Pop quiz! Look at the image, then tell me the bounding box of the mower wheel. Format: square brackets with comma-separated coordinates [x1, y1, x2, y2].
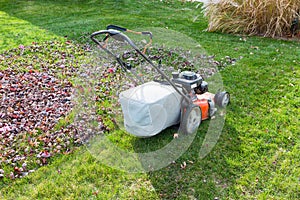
[214, 91, 230, 108]
[181, 104, 202, 134]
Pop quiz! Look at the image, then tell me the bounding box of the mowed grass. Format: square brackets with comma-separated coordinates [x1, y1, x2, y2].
[0, 0, 300, 199]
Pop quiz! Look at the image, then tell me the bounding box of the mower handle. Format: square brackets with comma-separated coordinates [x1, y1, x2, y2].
[106, 24, 127, 32]
[106, 24, 153, 39]
[90, 29, 145, 85]
[90, 28, 191, 103]
[90, 30, 137, 48]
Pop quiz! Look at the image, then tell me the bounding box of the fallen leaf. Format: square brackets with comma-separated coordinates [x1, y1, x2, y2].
[180, 161, 187, 169]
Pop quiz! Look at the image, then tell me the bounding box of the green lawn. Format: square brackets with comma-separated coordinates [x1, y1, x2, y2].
[0, 0, 299, 199]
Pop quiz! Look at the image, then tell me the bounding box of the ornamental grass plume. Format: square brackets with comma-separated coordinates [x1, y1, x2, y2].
[204, 0, 300, 37]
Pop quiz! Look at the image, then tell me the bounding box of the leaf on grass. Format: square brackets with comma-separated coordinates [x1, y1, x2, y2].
[180, 161, 187, 169]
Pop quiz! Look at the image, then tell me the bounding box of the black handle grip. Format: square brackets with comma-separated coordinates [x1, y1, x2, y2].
[91, 30, 118, 37]
[91, 30, 137, 49]
[91, 30, 129, 45]
[107, 24, 127, 32]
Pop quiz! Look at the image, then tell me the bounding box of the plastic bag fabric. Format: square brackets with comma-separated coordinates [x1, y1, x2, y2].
[119, 81, 181, 137]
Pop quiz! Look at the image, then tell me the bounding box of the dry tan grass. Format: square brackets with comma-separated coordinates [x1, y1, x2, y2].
[204, 0, 300, 37]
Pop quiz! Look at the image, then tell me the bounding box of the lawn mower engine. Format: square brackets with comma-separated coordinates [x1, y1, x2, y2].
[172, 71, 216, 120]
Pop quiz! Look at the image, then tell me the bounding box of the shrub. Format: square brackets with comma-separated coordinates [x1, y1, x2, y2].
[204, 0, 300, 37]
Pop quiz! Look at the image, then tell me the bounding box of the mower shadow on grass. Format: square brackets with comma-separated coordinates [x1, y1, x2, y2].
[127, 100, 243, 198]
[130, 91, 244, 198]
[143, 120, 242, 199]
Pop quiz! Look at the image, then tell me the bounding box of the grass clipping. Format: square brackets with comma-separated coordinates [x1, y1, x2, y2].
[204, 0, 300, 37]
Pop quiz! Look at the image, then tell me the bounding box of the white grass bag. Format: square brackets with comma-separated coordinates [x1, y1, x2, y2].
[119, 81, 182, 137]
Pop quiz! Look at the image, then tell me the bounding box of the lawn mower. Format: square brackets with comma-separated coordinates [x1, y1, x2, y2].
[91, 25, 230, 137]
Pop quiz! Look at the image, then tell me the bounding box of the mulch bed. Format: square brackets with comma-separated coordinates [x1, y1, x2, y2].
[0, 41, 92, 179]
